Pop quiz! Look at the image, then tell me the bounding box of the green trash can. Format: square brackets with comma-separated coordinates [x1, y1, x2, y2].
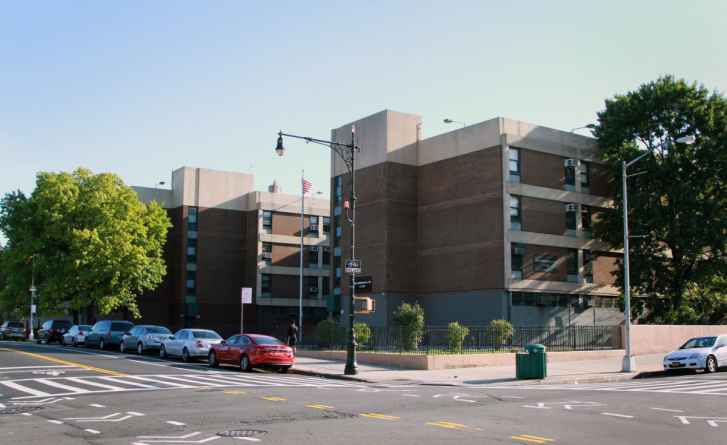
[516, 344, 547, 379]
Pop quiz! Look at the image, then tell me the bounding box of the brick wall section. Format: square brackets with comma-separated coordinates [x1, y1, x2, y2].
[270, 274, 299, 299]
[521, 245, 572, 282]
[521, 196, 566, 235]
[418, 147, 504, 291]
[273, 212, 312, 237]
[593, 252, 619, 285]
[520, 149, 565, 189]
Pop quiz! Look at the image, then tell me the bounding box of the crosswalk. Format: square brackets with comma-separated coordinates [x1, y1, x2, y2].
[489, 378, 727, 396]
[0, 372, 358, 400]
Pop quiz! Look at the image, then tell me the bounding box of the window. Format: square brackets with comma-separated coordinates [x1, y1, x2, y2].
[334, 206, 342, 216]
[322, 277, 330, 296]
[581, 206, 592, 235]
[186, 279, 195, 289]
[322, 217, 331, 234]
[309, 216, 319, 236]
[188, 207, 197, 223]
[187, 247, 196, 256]
[263, 211, 272, 230]
[565, 203, 577, 234]
[580, 161, 590, 191]
[510, 195, 521, 230]
[565, 163, 576, 191]
[262, 242, 272, 265]
[307, 276, 318, 297]
[567, 250, 579, 283]
[583, 250, 594, 283]
[508, 148, 520, 182]
[336, 226, 342, 238]
[335, 176, 343, 203]
[336, 267, 342, 279]
[322, 247, 331, 266]
[188, 230, 198, 240]
[186, 263, 197, 271]
[511, 244, 524, 280]
[534, 254, 557, 273]
[309, 246, 319, 267]
[334, 247, 342, 257]
[261, 274, 271, 297]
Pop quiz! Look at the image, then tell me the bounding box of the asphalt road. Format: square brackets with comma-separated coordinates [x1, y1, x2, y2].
[2, 340, 727, 445]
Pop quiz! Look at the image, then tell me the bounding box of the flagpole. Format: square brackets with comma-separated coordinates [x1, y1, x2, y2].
[299, 170, 304, 344]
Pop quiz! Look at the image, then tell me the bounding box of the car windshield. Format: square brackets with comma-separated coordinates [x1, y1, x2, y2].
[9, 322, 24, 328]
[53, 320, 72, 328]
[680, 336, 717, 349]
[79, 325, 92, 332]
[252, 335, 284, 345]
[111, 322, 133, 332]
[147, 327, 171, 334]
[192, 331, 221, 339]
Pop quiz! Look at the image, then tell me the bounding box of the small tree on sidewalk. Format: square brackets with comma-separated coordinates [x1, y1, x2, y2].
[489, 319, 513, 349]
[393, 302, 425, 351]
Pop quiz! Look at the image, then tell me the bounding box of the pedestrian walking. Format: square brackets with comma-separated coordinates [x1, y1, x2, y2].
[287, 318, 299, 353]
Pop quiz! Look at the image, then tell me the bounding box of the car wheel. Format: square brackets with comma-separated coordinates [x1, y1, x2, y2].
[99, 338, 105, 350]
[182, 348, 190, 363]
[137, 342, 144, 355]
[36, 339, 41, 344]
[240, 355, 251, 372]
[706, 355, 718, 373]
[278, 366, 290, 374]
[119, 341, 126, 353]
[160, 345, 167, 359]
[208, 352, 219, 368]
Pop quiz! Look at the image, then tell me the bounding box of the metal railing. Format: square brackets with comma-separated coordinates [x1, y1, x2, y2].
[303, 325, 620, 355]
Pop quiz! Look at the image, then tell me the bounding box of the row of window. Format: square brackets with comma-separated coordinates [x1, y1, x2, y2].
[262, 210, 330, 235]
[260, 274, 330, 299]
[510, 195, 593, 235]
[511, 244, 594, 283]
[186, 208, 198, 313]
[511, 292, 618, 309]
[508, 148, 590, 191]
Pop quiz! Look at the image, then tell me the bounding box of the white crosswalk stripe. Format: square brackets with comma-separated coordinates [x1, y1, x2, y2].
[487, 378, 727, 396]
[1, 372, 358, 399]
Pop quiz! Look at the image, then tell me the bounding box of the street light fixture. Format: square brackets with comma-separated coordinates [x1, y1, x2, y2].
[621, 134, 695, 372]
[275, 128, 360, 375]
[443, 118, 466, 128]
[571, 124, 596, 133]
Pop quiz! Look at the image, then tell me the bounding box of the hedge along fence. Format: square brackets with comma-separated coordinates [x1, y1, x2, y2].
[308, 322, 621, 355]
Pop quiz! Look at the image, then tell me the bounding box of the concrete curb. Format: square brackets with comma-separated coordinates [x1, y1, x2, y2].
[290, 367, 374, 383]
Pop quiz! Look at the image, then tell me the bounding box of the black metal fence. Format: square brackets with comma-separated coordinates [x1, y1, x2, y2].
[302, 325, 620, 355]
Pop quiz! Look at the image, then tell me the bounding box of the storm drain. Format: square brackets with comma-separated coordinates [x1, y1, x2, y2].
[0, 405, 43, 416]
[217, 429, 268, 438]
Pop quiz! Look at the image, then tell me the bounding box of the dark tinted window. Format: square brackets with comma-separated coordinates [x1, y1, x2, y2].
[52, 320, 72, 328]
[9, 322, 24, 328]
[251, 335, 284, 345]
[79, 325, 92, 332]
[42, 321, 51, 329]
[192, 331, 221, 339]
[146, 326, 171, 334]
[226, 335, 240, 345]
[110, 322, 133, 332]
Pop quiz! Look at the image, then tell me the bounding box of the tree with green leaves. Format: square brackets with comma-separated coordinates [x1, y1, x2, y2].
[393, 302, 425, 351]
[0, 168, 171, 319]
[593, 76, 727, 323]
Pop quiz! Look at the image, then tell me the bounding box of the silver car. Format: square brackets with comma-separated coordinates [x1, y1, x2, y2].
[160, 329, 223, 362]
[62, 325, 92, 346]
[120, 325, 173, 355]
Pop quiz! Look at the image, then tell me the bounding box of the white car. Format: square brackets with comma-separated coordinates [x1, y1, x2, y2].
[62, 325, 92, 346]
[663, 335, 727, 373]
[160, 329, 223, 362]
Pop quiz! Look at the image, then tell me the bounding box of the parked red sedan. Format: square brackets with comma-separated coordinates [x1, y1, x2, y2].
[208, 334, 294, 373]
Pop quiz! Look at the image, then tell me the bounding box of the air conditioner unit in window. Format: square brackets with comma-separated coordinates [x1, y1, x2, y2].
[309, 225, 318, 232]
[262, 252, 272, 259]
[513, 246, 525, 255]
[564, 159, 578, 168]
[565, 203, 577, 212]
[309, 287, 318, 293]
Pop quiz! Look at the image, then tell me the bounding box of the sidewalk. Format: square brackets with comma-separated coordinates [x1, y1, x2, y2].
[291, 354, 666, 386]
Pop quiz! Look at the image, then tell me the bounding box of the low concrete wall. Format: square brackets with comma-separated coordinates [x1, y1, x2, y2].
[629, 325, 727, 356]
[297, 349, 625, 370]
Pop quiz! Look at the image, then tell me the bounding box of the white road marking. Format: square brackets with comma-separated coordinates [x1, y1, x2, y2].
[1, 380, 52, 397]
[498, 395, 524, 399]
[166, 420, 186, 426]
[84, 429, 101, 434]
[523, 402, 549, 409]
[235, 438, 261, 442]
[651, 407, 684, 413]
[89, 403, 106, 408]
[453, 395, 477, 403]
[402, 394, 420, 398]
[137, 432, 203, 439]
[47, 420, 64, 425]
[0, 403, 5, 409]
[602, 412, 635, 419]
[21, 412, 33, 416]
[34, 378, 88, 394]
[65, 377, 122, 391]
[127, 359, 174, 368]
[127, 411, 145, 416]
[676, 415, 727, 427]
[99, 376, 159, 389]
[0, 365, 77, 371]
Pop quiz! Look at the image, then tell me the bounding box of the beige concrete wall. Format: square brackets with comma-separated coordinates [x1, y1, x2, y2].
[132, 186, 174, 207]
[630, 325, 727, 356]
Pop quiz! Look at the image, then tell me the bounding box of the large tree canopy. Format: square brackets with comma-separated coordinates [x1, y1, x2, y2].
[593, 76, 727, 323]
[0, 168, 171, 318]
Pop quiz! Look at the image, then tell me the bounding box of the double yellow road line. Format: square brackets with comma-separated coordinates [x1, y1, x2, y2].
[0, 347, 126, 377]
[511, 434, 555, 444]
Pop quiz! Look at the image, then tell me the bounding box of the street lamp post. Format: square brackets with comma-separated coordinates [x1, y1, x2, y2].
[621, 134, 695, 373]
[275, 127, 360, 375]
[443, 118, 466, 128]
[28, 256, 36, 341]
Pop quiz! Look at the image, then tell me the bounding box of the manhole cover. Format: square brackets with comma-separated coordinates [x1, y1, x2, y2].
[217, 430, 268, 438]
[0, 405, 43, 415]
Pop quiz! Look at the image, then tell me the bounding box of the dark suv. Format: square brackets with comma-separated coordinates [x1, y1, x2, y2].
[85, 320, 134, 350]
[37, 319, 73, 344]
[0, 321, 26, 340]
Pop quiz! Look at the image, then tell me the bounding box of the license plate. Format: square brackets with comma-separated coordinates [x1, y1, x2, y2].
[670, 362, 684, 368]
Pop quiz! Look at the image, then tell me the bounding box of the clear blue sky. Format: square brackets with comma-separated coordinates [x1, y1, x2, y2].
[2, 1, 725, 202]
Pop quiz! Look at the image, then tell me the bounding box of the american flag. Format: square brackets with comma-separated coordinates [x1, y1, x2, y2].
[302, 178, 313, 194]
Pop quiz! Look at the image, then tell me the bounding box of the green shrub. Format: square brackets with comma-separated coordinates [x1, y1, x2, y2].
[489, 319, 514, 346]
[353, 322, 371, 348]
[315, 318, 345, 348]
[393, 302, 425, 351]
[447, 322, 470, 352]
